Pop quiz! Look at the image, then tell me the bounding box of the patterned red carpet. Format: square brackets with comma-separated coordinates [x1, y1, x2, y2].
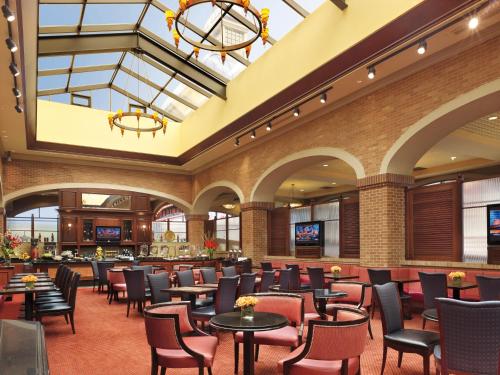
[0, 288, 437, 375]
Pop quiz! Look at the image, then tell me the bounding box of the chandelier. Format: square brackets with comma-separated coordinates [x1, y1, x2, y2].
[165, 0, 270, 63]
[106, 53, 169, 138]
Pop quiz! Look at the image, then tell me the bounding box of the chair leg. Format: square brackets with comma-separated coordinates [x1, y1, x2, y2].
[198, 367, 203, 375]
[160, 368, 166, 375]
[127, 300, 131, 317]
[423, 354, 430, 375]
[422, 317, 426, 329]
[64, 313, 69, 324]
[397, 352, 403, 368]
[207, 368, 213, 375]
[69, 311, 75, 334]
[234, 342, 239, 374]
[380, 345, 387, 375]
[255, 344, 259, 362]
[368, 320, 373, 339]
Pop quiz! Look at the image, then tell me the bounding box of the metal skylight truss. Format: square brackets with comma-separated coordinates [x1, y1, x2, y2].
[37, 0, 314, 122]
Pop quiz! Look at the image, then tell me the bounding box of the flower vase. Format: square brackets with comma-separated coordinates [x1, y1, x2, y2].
[333, 271, 340, 278]
[26, 282, 35, 289]
[452, 278, 462, 286]
[241, 306, 254, 320]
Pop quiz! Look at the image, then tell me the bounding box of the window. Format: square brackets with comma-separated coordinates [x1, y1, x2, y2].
[209, 211, 240, 252]
[153, 208, 187, 243]
[7, 206, 59, 243]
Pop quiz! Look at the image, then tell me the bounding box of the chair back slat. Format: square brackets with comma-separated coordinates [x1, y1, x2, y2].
[278, 269, 291, 291]
[177, 270, 195, 287]
[123, 269, 146, 300]
[285, 264, 301, 290]
[368, 269, 392, 286]
[259, 271, 275, 292]
[97, 262, 114, 284]
[200, 268, 218, 284]
[419, 272, 448, 309]
[239, 273, 257, 295]
[476, 275, 500, 301]
[222, 266, 237, 277]
[216, 276, 239, 314]
[147, 272, 171, 304]
[68, 272, 81, 308]
[373, 282, 403, 334]
[307, 267, 324, 290]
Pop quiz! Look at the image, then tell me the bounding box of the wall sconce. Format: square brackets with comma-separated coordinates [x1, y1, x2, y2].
[67, 223, 72, 228]
[142, 224, 147, 230]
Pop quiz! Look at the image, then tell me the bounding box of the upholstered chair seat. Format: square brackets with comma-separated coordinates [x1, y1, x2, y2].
[278, 349, 359, 375]
[235, 325, 301, 347]
[155, 335, 218, 368]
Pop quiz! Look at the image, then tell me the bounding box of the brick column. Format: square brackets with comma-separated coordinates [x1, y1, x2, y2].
[186, 214, 208, 250]
[241, 202, 274, 264]
[0, 208, 5, 234]
[357, 174, 414, 267]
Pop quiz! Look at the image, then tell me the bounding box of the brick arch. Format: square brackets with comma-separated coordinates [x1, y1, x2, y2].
[250, 147, 365, 202]
[191, 180, 245, 215]
[381, 78, 500, 175]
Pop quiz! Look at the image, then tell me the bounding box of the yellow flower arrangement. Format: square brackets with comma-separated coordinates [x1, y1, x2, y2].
[21, 274, 38, 283]
[448, 271, 466, 281]
[95, 246, 104, 260]
[235, 296, 258, 309]
[19, 252, 31, 261]
[331, 265, 342, 274]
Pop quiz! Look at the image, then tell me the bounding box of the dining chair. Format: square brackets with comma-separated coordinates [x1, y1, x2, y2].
[278, 269, 291, 291]
[36, 265, 69, 298]
[131, 265, 154, 286]
[90, 261, 99, 292]
[200, 268, 218, 284]
[307, 267, 325, 290]
[97, 261, 114, 294]
[285, 264, 301, 290]
[108, 269, 127, 304]
[328, 281, 373, 339]
[147, 272, 171, 305]
[35, 268, 73, 304]
[241, 260, 252, 274]
[177, 270, 213, 308]
[288, 289, 322, 324]
[144, 301, 218, 375]
[434, 298, 500, 375]
[374, 282, 439, 375]
[123, 269, 150, 317]
[192, 276, 239, 329]
[476, 275, 500, 301]
[368, 268, 411, 318]
[222, 266, 238, 277]
[419, 272, 448, 328]
[278, 306, 369, 375]
[239, 273, 257, 295]
[261, 262, 274, 272]
[233, 292, 304, 374]
[259, 271, 275, 292]
[35, 272, 81, 334]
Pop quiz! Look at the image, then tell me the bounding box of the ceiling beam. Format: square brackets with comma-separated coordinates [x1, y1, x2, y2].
[282, 0, 309, 18]
[37, 83, 109, 96]
[38, 64, 118, 76]
[38, 33, 227, 98]
[330, 0, 348, 10]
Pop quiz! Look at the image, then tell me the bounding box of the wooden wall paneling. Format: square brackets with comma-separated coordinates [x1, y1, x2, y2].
[406, 181, 462, 262]
[60, 216, 77, 243]
[60, 191, 77, 209]
[133, 195, 150, 211]
[339, 198, 360, 258]
[269, 207, 290, 256]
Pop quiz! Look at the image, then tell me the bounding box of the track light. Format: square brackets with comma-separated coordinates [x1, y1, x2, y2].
[320, 92, 327, 104]
[15, 104, 22, 113]
[9, 62, 19, 77]
[266, 121, 272, 131]
[234, 138, 239, 147]
[5, 37, 17, 52]
[2, 5, 15, 22]
[367, 66, 376, 80]
[468, 16, 479, 30]
[6, 151, 11, 162]
[293, 107, 300, 117]
[250, 129, 256, 139]
[12, 87, 20, 98]
[417, 40, 427, 55]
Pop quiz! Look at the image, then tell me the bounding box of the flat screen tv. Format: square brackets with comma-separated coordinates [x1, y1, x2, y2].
[487, 204, 500, 245]
[295, 221, 324, 247]
[96, 226, 121, 243]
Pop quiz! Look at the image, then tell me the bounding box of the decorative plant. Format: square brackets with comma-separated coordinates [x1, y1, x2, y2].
[19, 252, 31, 261]
[95, 246, 104, 260]
[0, 232, 22, 259]
[61, 250, 74, 258]
[202, 232, 218, 259]
[330, 265, 342, 274]
[448, 271, 466, 282]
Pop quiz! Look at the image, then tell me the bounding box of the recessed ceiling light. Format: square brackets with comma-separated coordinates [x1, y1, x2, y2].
[293, 107, 300, 117]
[488, 116, 498, 121]
[356, 80, 363, 84]
[300, 189, 305, 192]
[450, 156, 457, 161]
[417, 40, 427, 55]
[250, 129, 256, 139]
[367, 66, 376, 80]
[320, 92, 327, 104]
[322, 164, 329, 167]
[468, 16, 479, 30]
[331, 182, 337, 185]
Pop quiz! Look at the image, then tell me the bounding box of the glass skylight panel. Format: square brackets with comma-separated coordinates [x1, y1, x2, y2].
[80, 88, 111, 112]
[38, 74, 69, 91]
[82, 4, 146, 26]
[293, 0, 325, 13]
[110, 89, 142, 113]
[251, 0, 303, 39]
[38, 55, 72, 70]
[73, 52, 122, 67]
[122, 53, 170, 87]
[166, 78, 209, 107]
[38, 93, 70, 105]
[153, 93, 194, 121]
[113, 70, 160, 104]
[70, 70, 115, 87]
[39, 4, 82, 27]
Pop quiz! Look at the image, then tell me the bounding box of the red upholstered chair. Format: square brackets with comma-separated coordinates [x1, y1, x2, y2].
[289, 289, 322, 324]
[107, 269, 127, 304]
[144, 301, 218, 375]
[278, 307, 369, 375]
[327, 281, 373, 339]
[234, 293, 304, 374]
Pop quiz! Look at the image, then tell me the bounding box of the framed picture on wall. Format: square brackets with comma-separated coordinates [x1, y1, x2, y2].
[487, 204, 500, 245]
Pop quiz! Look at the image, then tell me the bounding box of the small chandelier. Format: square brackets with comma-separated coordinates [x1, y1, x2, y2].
[165, 0, 270, 63]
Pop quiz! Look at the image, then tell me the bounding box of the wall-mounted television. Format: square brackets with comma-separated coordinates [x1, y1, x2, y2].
[96, 226, 121, 243]
[487, 204, 500, 245]
[295, 221, 324, 247]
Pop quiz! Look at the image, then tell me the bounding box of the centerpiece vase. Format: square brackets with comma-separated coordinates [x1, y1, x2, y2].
[241, 306, 254, 320]
[333, 271, 340, 278]
[452, 278, 462, 286]
[26, 282, 35, 289]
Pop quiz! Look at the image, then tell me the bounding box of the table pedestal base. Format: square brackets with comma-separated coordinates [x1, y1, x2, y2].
[243, 331, 255, 375]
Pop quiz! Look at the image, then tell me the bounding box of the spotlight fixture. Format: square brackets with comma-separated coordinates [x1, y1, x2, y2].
[234, 138, 240, 147]
[266, 121, 272, 131]
[251, 129, 256, 139]
[468, 16, 479, 30]
[1, 5, 15, 22]
[488, 116, 498, 121]
[450, 156, 457, 161]
[367, 66, 376, 80]
[320, 92, 327, 104]
[5, 37, 17, 52]
[12, 87, 21, 98]
[9, 62, 19, 77]
[322, 164, 329, 167]
[5, 151, 11, 162]
[417, 40, 427, 55]
[293, 107, 300, 117]
[15, 104, 22, 113]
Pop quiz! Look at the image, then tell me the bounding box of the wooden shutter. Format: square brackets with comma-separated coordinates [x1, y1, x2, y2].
[406, 181, 462, 261]
[268, 207, 290, 256]
[340, 199, 360, 258]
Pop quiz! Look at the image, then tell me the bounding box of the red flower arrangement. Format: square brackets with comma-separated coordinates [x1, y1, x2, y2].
[202, 233, 218, 259]
[1, 232, 23, 259]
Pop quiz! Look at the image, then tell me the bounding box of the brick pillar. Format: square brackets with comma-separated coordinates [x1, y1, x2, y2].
[357, 174, 414, 267]
[241, 202, 274, 264]
[0, 208, 5, 234]
[186, 214, 208, 250]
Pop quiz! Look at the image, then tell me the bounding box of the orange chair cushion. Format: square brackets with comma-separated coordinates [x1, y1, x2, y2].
[156, 336, 217, 368]
[304, 312, 321, 324]
[111, 283, 127, 291]
[235, 326, 300, 347]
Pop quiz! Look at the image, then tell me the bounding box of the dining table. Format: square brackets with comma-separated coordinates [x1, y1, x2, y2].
[324, 273, 360, 280]
[313, 288, 348, 317]
[210, 311, 288, 375]
[447, 281, 477, 300]
[0, 285, 55, 320]
[161, 286, 218, 309]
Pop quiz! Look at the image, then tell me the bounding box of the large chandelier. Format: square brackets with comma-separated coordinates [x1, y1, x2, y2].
[165, 0, 270, 63]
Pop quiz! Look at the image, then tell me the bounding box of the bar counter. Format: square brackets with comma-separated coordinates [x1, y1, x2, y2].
[32, 258, 220, 281]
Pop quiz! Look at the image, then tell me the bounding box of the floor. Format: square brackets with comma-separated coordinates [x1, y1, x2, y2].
[0, 288, 439, 375]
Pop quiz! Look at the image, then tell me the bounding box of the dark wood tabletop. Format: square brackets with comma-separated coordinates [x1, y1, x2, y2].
[447, 281, 477, 290]
[5, 282, 54, 289]
[324, 273, 360, 280]
[313, 289, 348, 300]
[210, 311, 288, 332]
[162, 286, 217, 295]
[392, 278, 420, 284]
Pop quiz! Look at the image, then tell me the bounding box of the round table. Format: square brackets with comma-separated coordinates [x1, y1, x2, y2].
[313, 289, 348, 317]
[210, 311, 288, 375]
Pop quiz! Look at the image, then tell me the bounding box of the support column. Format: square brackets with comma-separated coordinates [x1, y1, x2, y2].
[186, 214, 208, 250]
[240, 202, 274, 264]
[357, 174, 414, 267]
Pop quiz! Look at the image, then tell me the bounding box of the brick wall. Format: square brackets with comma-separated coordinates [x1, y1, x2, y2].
[241, 202, 274, 264]
[186, 215, 207, 249]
